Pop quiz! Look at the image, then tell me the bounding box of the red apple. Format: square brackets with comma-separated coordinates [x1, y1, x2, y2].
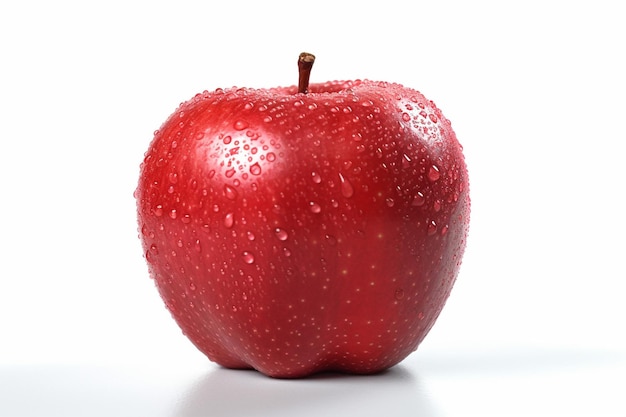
[136, 53, 470, 378]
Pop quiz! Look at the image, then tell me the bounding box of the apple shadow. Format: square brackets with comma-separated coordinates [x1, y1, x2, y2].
[172, 365, 441, 417]
[413, 347, 625, 377]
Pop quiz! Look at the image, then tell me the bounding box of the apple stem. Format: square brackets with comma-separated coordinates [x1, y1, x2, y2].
[297, 52, 315, 94]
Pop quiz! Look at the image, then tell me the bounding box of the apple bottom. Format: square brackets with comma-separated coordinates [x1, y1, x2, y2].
[176, 287, 449, 378]
[153, 220, 459, 378]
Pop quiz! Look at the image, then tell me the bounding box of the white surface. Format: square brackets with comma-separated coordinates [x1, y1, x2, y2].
[1, 1, 625, 416]
[2, 350, 624, 417]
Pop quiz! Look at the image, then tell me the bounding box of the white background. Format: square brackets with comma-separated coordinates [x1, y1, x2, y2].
[1, 1, 625, 416]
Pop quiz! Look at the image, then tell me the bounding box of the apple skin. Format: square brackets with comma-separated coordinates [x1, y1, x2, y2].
[136, 79, 470, 378]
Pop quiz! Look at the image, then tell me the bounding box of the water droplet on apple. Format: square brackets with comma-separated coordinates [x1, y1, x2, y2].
[402, 112, 411, 122]
[266, 152, 276, 162]
[234, 120, 249, 131]
[224, 212, 234, 228]
[412, 192, 425, 206]
[189, 282, 197, 291]
[339, 173, 354, 198]
[395, 288, 405, 300]
[402, 154, 412, 169]
[428, 165, 441, 182]
[149, 244, 159, 255]
[325, 234, 337, 246]
[224, 184, 238, 200]
[249, 162, 262, 176]
[242, 251, 255, 264]
[247, 231, 256, 241]
[194, 239, 202, 252]
[143, 226, 155, 239]
[154, 205, 164, 217]
[195, 131, 205, 140]
[168, 172, 178, 184]
[433, 200, 442, 212]
[225, 168, 236, 178]
[275, 228, 289, 241]
[311, 171, 322, 184]
[169, 209, 177, 219]
[440, 224, 449, 236]
[309, 202, 322, 214]
[428, 220, 437, 236]
[429, 114, 438, 123]
[181, 214, 191, 224]
[145, 250, 155, 264]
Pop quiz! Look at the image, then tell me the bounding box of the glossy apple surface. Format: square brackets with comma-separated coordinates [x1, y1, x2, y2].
[136, 79, 470, 378]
